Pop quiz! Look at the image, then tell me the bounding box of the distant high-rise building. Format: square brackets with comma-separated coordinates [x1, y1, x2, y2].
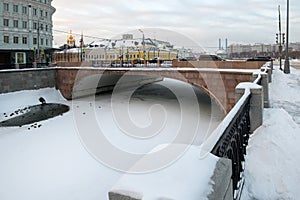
[122, 34, 133, 40]
[0, 0, 56, 69]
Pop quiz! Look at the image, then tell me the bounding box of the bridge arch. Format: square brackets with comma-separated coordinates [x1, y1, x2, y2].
[56, 68, 254, 113]
[188, 82, 226, 114]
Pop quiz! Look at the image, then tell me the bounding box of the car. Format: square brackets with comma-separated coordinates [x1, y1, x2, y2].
[133, 58, 144, 64]
[179, 58, 188, 61]
[246, 56, 273, 61]
[179, 57, 197, 61]
[199, 54, 225, 61]
[148, 57, 164, 64]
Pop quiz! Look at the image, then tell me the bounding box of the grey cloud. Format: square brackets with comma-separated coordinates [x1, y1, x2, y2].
[52, 0, 300, 49]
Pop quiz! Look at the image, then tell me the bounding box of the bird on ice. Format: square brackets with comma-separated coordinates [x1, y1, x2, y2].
[39, 97, 46, 105]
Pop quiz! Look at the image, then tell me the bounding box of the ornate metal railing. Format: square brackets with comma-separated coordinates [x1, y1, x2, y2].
[211, 90, 251, 199]
[210, 61, 272, 199]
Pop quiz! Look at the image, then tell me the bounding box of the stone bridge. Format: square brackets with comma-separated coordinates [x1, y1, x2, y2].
[0, 60, 267, 113]
[56, 67, 258, 113]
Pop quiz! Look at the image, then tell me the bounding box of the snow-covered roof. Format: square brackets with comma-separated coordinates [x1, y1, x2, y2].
[88, 38, 175, 50]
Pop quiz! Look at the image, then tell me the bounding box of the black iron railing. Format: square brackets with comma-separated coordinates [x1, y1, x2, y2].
[209, 61, 273, 199]
[211, 91, 251, 199]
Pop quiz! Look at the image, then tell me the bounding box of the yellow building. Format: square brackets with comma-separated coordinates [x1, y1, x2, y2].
[54, 34, 183, 64]
[85, 47, 178, 62]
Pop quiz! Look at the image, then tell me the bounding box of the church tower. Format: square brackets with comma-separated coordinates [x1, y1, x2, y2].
[67, 31, 76, 48]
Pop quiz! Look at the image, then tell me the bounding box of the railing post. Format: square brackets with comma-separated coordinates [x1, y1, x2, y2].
[270, 60, 273, 71]
[235, 83, 263, 132]
[208, 158, 233, 200]
[253, 72, 269, 108]
[261, 66, 272, 83]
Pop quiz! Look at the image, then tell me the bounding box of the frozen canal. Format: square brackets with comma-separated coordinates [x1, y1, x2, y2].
[0, 78, 224, 200]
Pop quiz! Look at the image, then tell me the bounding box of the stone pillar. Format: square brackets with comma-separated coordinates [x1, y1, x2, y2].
[235, 82, 263, 132]
[261, 66, 272, 83]
[253, 72, 269, 108]
[208, 158, 233, 200]
[270, 60, 273, 71]
[157, 59, 161, 67]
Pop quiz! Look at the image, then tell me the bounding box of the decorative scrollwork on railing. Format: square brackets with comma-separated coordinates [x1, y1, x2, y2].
[211, 94, 251, 199]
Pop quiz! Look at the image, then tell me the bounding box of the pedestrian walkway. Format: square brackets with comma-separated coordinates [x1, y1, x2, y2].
[269, 63, 300, 125]
[241, 63, 300, 200]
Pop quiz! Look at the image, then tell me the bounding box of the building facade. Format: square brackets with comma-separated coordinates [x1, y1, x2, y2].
[0, 0, 55, 69]
[53, 34, 181, 65]
[228, 43, 277, 58]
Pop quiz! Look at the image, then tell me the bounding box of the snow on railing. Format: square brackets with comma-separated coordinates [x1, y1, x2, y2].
[254, 61, 270, 84]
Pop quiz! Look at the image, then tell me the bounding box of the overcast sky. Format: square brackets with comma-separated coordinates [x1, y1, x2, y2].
[52, 0, 299, 51]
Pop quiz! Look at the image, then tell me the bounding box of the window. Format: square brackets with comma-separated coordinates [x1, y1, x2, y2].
[3, 3, 9, 11]
[45, 11, 48, 18]
[13, 5, 18, 13]
[33, 37, 37, 45]
[40, 24, 43, 31]
[13, 20, 18, 28]
[3, 19, 9, 27]
[46, 39, 49, 46]
[22, 21, 27, 29]
[4, 36, 9, 43]
[13, 36, 19, 44]
[33, 22, 37, 30]
[40, 10, 43, 17]
[45, 25, 48, 31]
[22, 6, 27, 14]
[33, 8, 37, 16]
[15, 52, 26, 64]
[22, 37, 27, 44]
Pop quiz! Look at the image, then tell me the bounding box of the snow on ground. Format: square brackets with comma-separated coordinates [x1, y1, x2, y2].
[111, 144, 218, 200]
[269, 64, 300, 124]
[0, 89, 121, 200]
[241, 65, 300, 200]
[3, 63, 299, 200]
[0, 79, 223, 200]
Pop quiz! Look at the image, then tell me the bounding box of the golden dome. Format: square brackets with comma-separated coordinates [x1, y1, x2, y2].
[67, 31, 75, 44]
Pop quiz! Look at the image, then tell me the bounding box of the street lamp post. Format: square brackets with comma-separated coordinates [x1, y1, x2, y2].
[278, 5, 283, 70]
[138, 29, 145, 52]
[37, 18, 40, 64]
[138, 29, 146, 66]
[284, 0, 290, 74]
[37, 17, 44, 65]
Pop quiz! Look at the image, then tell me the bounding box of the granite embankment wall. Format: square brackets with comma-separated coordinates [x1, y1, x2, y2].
[0, 68, 162, 96]
[0, 68, 56, 93]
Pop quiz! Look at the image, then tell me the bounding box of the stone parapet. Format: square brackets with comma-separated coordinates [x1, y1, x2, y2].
[208, 158, 233, 200]
[0, 68, 56, 93]
[172, 60, 266, 69]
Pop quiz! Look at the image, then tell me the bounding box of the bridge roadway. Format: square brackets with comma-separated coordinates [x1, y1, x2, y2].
[56, 67, 257, 113]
